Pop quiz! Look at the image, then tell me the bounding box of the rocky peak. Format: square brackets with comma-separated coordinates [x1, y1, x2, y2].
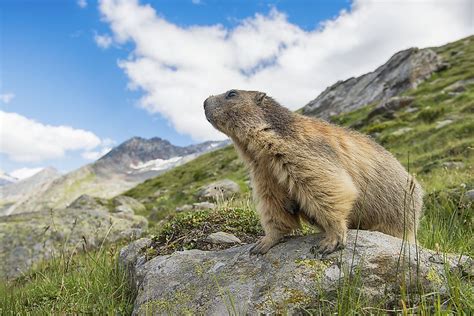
[96, 137, 228, 172]
[302, 47, 445, 119]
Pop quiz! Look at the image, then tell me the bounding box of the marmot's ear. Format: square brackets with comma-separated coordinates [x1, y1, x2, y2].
[255, 92, 266, 105]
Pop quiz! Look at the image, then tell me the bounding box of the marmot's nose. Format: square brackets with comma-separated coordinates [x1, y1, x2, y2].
[203, 96, 212, 109]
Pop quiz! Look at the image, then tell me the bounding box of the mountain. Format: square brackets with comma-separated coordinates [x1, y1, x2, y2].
[302, 47, 446, 119]
[0, 171, 17, 187]
[2, 137, 228, 215]
[94, 137, 227, 181]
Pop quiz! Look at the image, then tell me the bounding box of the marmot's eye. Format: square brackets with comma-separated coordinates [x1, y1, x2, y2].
[226, 90, 238, 99]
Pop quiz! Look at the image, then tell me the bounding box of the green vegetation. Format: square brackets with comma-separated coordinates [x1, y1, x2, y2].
[148, 198, 262, 255]
[0, 245, 134, 314]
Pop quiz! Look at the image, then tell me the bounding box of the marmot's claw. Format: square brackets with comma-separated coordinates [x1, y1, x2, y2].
[249, 236, 278, 255]
[313, 235, 345, 257]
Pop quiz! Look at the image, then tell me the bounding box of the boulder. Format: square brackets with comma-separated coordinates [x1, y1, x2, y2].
[0, 208, 148, 280]
[120, 230, 471, 315]
[367, 96, 415, 120]
[68, 194, 110, 212]
[466, 189, 474, 202]
[197, 179, 240, 201]
[113, 195, 146, 214]
[205, 232, 242, 245]
[176, 202, 216, 212]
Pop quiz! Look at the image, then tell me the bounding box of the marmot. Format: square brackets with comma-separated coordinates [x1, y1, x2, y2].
[204, 89, 423, 255]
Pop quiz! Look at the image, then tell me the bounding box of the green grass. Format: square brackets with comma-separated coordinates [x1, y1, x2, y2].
[0, 245, 134, 315]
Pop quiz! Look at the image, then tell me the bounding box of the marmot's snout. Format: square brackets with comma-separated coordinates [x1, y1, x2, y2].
[204, 96, 216, 123]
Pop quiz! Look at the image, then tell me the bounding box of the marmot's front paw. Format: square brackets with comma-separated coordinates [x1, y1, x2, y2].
[312, 233, 345, 256]
[249, 236, 280, 255]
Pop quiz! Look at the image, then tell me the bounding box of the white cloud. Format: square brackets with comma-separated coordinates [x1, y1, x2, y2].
[94, 33, 113, 49]
[0, 93, 15, 104]
[99, 0, 473, 141]
[77, 0, 87, 9]
[0, 111, 102, 162]
[191, 0, 202, 5]
[10, 167, 44, 180]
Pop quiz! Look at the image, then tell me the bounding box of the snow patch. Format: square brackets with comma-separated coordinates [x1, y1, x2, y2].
[129, 154, 198, 173]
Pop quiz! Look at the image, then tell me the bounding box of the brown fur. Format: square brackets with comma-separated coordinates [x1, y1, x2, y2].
[204, 89, 424, 255]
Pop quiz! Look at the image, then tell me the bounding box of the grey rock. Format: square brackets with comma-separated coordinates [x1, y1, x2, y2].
[0, 208, 148, 280]
[367, 96, 415, 120]
[113, 196, 146, 214]
[443, 78, 474, 93]
[68, 194, 110, 212]
[435, 119, 453, 129]
[176, 202, 216, 212]
[175, 204, 193, 212]
[192, 202, 216, 210]
[441, 161, 465, 169]
[404, 106, 419, 113]
[303, 48, 443, 119]
[465, 189, 474, 201]
[120, 230, 471, 315]
[391, 127, 413, 136]
[205, 232, 242, 244]
[198, 179, 240, 201]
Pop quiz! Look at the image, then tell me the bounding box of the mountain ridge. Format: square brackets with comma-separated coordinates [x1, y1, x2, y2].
[1, 137, 228, 215]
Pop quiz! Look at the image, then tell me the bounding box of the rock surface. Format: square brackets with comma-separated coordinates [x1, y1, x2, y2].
[302, 48, 443, 119]
[0, 208, 148, 279]
[176, 202, 216, 212]
[198, 179, 240, 201]
[120, 230, 471, 315]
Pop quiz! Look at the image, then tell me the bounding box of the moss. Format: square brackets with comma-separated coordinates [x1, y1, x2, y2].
[426, 267, 443, 286]
[295, 258, 331, 282]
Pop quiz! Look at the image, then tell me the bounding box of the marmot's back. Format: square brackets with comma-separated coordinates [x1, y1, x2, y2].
[297, 116, 423, 239]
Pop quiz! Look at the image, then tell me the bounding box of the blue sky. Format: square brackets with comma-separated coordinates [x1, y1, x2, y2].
[0, 0, 471, 177]
[0, 0, 350, 175]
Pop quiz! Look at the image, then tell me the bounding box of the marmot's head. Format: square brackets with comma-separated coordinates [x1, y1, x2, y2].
[204, 89, 294, 140]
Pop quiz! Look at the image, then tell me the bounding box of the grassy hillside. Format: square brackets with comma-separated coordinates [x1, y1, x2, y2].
[124, 145, 246, 222]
